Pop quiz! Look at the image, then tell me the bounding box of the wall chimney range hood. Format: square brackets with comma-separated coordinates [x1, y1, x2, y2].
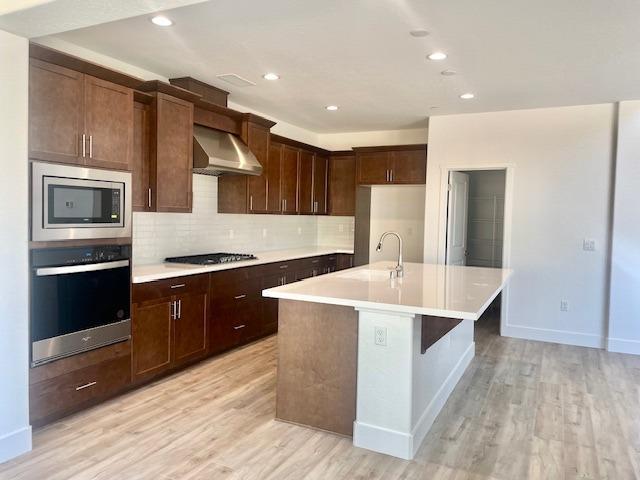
[192, 125, 262, 176]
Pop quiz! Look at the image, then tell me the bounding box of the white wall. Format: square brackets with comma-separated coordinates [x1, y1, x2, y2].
[608, 101, 640, 354]
[369, 186, 425, 264]
[0, 29, 31, 463]
[318, 127, 428, 151]
[425, 105, 615, 348]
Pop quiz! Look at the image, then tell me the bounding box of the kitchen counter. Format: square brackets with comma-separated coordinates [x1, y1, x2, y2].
[264, 261, 511, 460]
[132, 246, 354, 283]
[263, 261, 511, 319]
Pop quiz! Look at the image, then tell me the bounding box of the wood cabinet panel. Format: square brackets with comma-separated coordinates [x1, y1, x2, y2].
[298, 150, 314, 214]
[313, 155, 329, 215]
[132, 300, 172, 382]
[29, 59, 84, 164]
[153, 93, 193, 212]
[328, 154, 356, 216]
[132, 101, 150, 211]
[247, 124, 270, 213]
[356, 151, 389, 185]
[281, 145, 299, 214]
[389, 148, 427, 184]
[336, 254, 354, 271]
[173, 292, 208, 367]
[267, 141, 283, 212]
[83, 75, 133, 170]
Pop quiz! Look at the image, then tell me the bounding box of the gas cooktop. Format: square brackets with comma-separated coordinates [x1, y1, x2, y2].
[164, 253, 257, 265]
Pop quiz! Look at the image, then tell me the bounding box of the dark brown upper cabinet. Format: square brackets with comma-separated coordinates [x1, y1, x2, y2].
[132, 101, 150, 211]
[267, 141, 283, 213]
[217, 115, 276, 214]
[313, 154, 329, 215]
[355, 145, 427, 185]
[280, 145, 300, 214]
[29, 58, 133, 170]
[298, 149, 315, 214]
[328, 152, 356, 216]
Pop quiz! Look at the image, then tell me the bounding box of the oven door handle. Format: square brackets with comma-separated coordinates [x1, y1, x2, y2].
[36, 260, 130, 277]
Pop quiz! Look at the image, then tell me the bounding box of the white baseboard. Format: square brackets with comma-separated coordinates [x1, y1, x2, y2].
[353, 421, 413, 460]
[353, 341, 475, 460]
[607, 337, 640, 355]
[502, 324, 604, 349]
[410, 341, 475, 457]
[0, 426, 32, 464]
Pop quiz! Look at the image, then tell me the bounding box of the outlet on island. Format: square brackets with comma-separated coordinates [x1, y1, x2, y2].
[374, 326, 387, 346]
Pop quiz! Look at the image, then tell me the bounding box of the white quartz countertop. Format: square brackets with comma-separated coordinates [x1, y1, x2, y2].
[132, 246, 354, 283]
[263, 261, 512, 320]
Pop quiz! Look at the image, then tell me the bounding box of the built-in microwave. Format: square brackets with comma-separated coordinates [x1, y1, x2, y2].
[31, 162, 131, 241]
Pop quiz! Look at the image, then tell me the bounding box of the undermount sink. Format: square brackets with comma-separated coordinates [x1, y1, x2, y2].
[337, 269, 395, 282]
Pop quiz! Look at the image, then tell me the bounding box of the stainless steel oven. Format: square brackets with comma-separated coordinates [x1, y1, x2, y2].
[31, 162, 131, 241]
[30, 245, 131, 366]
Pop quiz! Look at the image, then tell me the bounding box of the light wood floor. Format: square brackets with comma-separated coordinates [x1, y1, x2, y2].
[2, 310, 640, 480]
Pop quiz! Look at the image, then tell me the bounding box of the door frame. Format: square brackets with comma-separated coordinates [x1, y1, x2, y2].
[436, 163, 515, 335]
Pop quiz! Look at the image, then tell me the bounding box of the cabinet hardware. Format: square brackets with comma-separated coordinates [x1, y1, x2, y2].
[177, 299, 181, 319]
[279, 265, 288, 269]
[249, 195, 253, 211]
[390, 169, 394, 182]
[234, 294, 247, 300]
[233, 324, 246, 330]
[81, 134, 86, 158]
[284, 199, 287, 211]
[148, 188, 152, 208]
[170, 283, 186, 289]
[75, 381, 97, 391]
[282, 199, 285, 212]
[311, 259, 319, 264]
[170, 300, 176, 320]
[89, 135, 93, 158]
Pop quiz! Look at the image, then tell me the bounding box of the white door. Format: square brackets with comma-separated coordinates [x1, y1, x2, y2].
[446, 171, 469, 265]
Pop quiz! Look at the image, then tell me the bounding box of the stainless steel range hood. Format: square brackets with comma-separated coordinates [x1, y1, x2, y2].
[192, 124, 262, 176]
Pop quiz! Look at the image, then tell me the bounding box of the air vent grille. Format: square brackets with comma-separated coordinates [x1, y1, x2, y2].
[216, 73, 256, 87]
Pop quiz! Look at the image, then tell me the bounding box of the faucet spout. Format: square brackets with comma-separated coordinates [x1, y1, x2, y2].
[376, 231, 404, 277]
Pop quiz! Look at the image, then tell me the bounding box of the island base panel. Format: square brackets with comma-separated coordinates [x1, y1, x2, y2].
[276, 300, 357, 436]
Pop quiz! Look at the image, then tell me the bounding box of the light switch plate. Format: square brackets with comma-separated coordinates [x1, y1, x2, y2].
[583, 238, 596, 251]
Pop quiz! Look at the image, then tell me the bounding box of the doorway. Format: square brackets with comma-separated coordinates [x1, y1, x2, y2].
[445, 169, 506, 268]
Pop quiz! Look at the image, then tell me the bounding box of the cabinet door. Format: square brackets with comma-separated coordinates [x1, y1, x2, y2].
[267, 141, 283, 213]
[281, 145, 299, 214]
[83, 75, 133, 170]
[132, 102, 150, 211]
[356, 151, 389, 185]
[247, 124, 269, 213]
[313, 155, 329, 215]
[154, 93, 193, 212]
[298, 150, 314, 214]
[29, 59, 84, 164]
[132, 299, 172, 382]
[328, 155, 356, 216]
[173, 292, 207, 367]
[389, 148, 427, 184]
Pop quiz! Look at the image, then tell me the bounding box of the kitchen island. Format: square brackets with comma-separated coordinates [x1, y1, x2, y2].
[263, 261, 511, 460]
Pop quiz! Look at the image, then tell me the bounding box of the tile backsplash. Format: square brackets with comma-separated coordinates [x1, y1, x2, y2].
[133, 175, 354, 265]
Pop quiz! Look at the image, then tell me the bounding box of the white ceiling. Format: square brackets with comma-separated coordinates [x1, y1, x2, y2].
[25, 0, 640, 132]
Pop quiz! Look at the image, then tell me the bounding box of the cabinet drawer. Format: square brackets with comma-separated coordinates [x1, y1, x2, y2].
[133, 273, 208, 303]
[211, 277, 261, 304]
[30, 354, 131, 424]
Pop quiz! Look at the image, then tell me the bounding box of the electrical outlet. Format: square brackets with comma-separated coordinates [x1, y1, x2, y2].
[560, 300, 569, 312]
[374, 326, 387, 346]
[583, 238, 596, 251]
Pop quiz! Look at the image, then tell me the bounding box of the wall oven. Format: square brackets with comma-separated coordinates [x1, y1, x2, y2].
[30, 245, 131, 366]
[31, 162, 131, 241]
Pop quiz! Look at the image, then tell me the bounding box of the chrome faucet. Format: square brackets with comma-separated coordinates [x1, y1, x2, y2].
[376, 231, 404, 278]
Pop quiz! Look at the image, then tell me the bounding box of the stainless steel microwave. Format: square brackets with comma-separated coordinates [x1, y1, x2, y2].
[31, 162, 132, 241]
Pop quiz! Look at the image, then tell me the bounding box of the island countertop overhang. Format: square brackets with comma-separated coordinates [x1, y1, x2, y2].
[262, 261, 512, 320]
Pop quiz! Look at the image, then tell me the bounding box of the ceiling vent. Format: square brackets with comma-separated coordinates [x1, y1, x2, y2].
[216, 73, 256, 87]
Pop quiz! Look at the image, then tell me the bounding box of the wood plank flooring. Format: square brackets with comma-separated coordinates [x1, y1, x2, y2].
[2, 309, 640, 479]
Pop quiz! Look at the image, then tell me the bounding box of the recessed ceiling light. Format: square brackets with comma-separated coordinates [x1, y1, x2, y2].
[325, 105, 339, 111]
[409, 29, 430, 37]
[151, 15, 173, 26]
[441, 69, 457, 76]
[427, 52, 447, 61]
[460, 93, 475, 99]
[262, 73, 280, 81]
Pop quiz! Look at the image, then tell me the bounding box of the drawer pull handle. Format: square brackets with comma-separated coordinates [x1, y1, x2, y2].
[170, 284, 186, 289]
[234, 294, 247, 300]
[279, 265, 288, 269]
[76, 381, 97, 391]
[233, 324, 246, 330]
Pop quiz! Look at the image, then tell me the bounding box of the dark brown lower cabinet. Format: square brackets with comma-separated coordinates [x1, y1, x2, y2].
[132, 299, 173, 382]
[173, 291, 208, 367]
